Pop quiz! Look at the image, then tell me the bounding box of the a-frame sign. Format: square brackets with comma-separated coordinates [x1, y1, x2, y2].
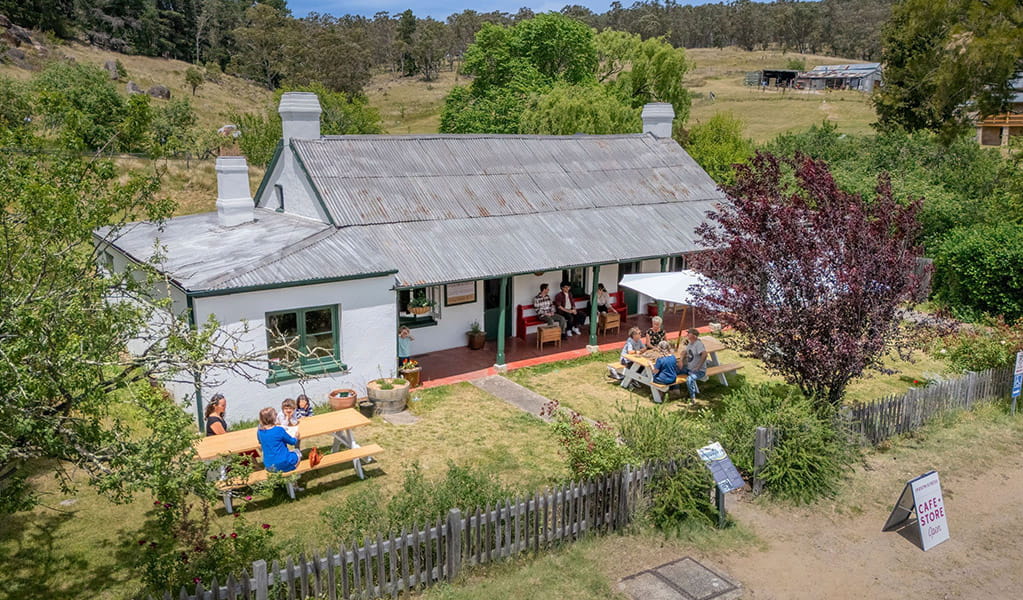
[883, 470, 950, 551]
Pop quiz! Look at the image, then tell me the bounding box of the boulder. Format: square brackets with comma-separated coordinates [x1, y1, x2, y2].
[103, 60, 119, 80]
[5, 47, 24, 60]
[5, 47, 30, 70]
[6, 24, 31, 46]
[126, 80, 145, 95]
[0, 14, 12, 29]
[147, 84, 170, 100]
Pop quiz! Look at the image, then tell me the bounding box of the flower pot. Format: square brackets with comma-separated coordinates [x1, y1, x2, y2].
[400, 367, 422, 388]
[357, 399, 375, 418]
[646, 302, 659, 317]
[467, 331, 486, 350]
[366, 378, 410, 414]
[409, 306, 431, 315]
[328, 388, 357, 410]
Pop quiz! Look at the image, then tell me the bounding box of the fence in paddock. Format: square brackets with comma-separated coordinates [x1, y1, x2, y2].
[844, 367, 1013, 445]
[152, 461, 700, 600]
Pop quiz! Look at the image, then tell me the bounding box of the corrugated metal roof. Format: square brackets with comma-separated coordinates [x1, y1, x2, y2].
[103, 133, 727, 295]
[222, 202, 717, 290]
[292, 134, 722, 227]
[805, 63, 882, 78]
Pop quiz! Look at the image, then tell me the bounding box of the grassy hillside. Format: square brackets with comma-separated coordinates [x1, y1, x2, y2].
[364, 48, 878, 141]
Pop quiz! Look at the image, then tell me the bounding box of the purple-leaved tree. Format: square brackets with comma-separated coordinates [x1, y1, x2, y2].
[693, 152, 923, 411]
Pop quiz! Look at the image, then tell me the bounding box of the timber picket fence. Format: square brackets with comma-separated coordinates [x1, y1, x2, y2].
[844, 366, 1013, 445]
[153, 461, 700, 600]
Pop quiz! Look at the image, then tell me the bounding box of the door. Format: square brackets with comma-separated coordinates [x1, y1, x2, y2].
[483, 278, 512, 341]
[619, 261, 641, 315]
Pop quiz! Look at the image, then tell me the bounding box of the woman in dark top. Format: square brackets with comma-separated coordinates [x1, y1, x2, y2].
[646, 316, 667, 348]
[205, 393, 228, 436]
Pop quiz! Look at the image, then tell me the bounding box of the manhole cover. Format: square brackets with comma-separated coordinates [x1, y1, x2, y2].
[618, 557, 742, 600]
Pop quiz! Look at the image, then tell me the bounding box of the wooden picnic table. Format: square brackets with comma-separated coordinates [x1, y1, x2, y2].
[196, 408, 371, 460]
[619, 335, 742, 402]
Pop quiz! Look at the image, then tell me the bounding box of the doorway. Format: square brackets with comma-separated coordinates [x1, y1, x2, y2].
[618, 261, 641, 315]
[483, 278, 512, 341]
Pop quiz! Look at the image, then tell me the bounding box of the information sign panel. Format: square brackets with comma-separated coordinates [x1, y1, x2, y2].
[696, 442, 744, 494]
[1012, 351, 1023, 399]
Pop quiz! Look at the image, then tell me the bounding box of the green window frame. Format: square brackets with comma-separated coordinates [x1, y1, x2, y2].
[265, 304, 346, 384]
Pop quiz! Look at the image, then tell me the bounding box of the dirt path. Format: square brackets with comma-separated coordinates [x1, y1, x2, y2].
[711, 451, 1023, 599]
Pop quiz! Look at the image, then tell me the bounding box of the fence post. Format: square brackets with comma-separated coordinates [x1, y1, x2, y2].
[445, 508, 462, 582]
[254, 560, 268, 600]
[715, 486, 726, 528]
[753, 427, 774, 496]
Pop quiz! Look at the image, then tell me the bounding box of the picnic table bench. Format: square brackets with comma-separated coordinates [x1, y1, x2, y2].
[196, 408, 382, 513]
[613, 336, 744, 404]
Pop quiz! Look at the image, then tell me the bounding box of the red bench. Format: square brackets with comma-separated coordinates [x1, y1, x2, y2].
[609, 290, 627, 315]
[516, 295, 592, 340]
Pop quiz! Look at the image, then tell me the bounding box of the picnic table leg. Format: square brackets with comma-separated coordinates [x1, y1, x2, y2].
[620, 363, 640, 388]
[223, 491, 234, 514]
[709, 352, 728, 386]
[335, 430, 368, 478]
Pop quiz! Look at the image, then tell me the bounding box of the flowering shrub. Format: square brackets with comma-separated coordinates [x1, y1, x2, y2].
[541, 400, 635, 479]
[134, 496, 279, 593]
[939, 318, 1023, 373]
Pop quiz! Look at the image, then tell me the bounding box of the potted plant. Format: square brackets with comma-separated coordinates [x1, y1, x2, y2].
[466, 320, 486, 350]
[408, 296, 434, 315]
[328, 388, 357, 410]
[366, 377, 411, 414]
[399, 358, 422, 388]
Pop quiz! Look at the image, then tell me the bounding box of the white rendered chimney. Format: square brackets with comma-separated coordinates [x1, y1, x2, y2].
[641, 102, 675, 138]
[278, 92, 322, 144]
[215, 156, 254, 227]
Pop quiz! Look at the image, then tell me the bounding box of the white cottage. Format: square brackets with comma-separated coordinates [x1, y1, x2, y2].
[99, 93, 727, 425]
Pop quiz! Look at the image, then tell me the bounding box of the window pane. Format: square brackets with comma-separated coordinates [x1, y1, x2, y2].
[305, 332, 335, 359]
[305, 308, 332, 335]
[267, 312, 299, 363]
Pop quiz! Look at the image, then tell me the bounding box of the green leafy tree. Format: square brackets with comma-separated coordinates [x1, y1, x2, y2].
[229, 3, 290, 90]
[933, 223, 1023, 321]
[412, 18, 450, 81]
[184, 66, 204, 96]
[683, 113, 755, 185]
[874, 0, 1023, 139]
[596, 30, 692, 123]
[519, 83, 641, 134]
[32, 61, 126, 150]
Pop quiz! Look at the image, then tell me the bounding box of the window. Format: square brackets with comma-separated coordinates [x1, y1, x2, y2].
[561, 267, 587, 296]
[265, 305, 345, 383]
[398, 286, 441, 328]
[670, 255, 689, 271]
[274, 184, 284, 213]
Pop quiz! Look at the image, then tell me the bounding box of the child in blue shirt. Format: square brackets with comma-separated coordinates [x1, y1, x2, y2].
[397, 326, 414, 369]
[257, 407, 301, 473]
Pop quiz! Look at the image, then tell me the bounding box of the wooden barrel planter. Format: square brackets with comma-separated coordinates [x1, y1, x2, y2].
[366, 378, 410, 414]
[328, 388, 357, 411]
[400, 367, 422, 388]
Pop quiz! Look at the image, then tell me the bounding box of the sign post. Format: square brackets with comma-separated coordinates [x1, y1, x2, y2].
[697, 442, 745, 528]
[883, 470, 950, 551]
[1011, 351, 1023, 416]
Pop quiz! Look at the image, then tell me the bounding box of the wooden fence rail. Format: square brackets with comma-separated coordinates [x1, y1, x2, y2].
[844, 367, 1013, 445]
[156, 461, 697, 600]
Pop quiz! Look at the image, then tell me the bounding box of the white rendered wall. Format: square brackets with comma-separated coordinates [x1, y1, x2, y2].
[511, 264, 619, 334]
[253, 148, 331, 224]
[404, 281, 484, 355]
[189, 276, 395, 424]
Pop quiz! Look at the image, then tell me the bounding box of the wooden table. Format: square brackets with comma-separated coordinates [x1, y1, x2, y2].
[196, 408, 374, 478]
[619, 335, 732, 392]
[537, 324, 562, 350]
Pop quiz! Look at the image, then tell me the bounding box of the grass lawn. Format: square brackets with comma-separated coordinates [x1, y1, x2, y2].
[0, 383, 565, 600]
[505, 333, 949, 424]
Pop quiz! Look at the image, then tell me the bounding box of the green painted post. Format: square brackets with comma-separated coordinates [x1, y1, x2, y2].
[589, 265, 600, 346]
[496, 276, 508, 365]
[657, 257, 668, 317]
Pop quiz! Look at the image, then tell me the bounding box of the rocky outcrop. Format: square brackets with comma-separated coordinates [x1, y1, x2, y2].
[126, 80, 145, 95]
[103, 60, 119, 80]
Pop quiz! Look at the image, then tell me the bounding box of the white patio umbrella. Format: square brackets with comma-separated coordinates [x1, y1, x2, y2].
[618, 270, 714, 341]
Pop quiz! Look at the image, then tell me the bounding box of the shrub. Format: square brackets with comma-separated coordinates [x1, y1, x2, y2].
[542, 400, 635, 479]
[932, 223, 1023, 322]
[681, 112, 754, 185]
[616, 403, 710, 462]
[709, 384, 852, 503]
[322, 461, 509, 543]
[647, 461, 718, 531]
[940, 318, 1023, 373]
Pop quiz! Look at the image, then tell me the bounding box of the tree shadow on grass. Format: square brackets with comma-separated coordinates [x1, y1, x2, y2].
[0, 509, 127, 600]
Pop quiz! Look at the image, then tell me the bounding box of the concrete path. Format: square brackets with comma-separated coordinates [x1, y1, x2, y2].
[470, 375, 554, 421]
[618, 557, 742, 600]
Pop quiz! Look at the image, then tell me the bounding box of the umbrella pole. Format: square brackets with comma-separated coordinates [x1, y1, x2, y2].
[676, 306, 688, 349]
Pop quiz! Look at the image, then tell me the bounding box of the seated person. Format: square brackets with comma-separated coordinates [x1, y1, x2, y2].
[597, 286, 609, 314]
[277, 397, 300, 429]
[646, 316, 666, 347]
[204, 393, 228, 436]
[533, 283, 568, 336]
[294, 394, 313, 420]
[620, 327, 646, 365]
[678, 328, 709, 402]
[554, 281, 586, 336]
[257, 407, 302, 473]
[651, 341, 681, 402]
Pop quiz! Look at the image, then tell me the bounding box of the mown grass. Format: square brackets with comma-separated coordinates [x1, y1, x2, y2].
[0, 383, 564, 600]
[365, 68, 462, 134]
[505, 333, 949, 424]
